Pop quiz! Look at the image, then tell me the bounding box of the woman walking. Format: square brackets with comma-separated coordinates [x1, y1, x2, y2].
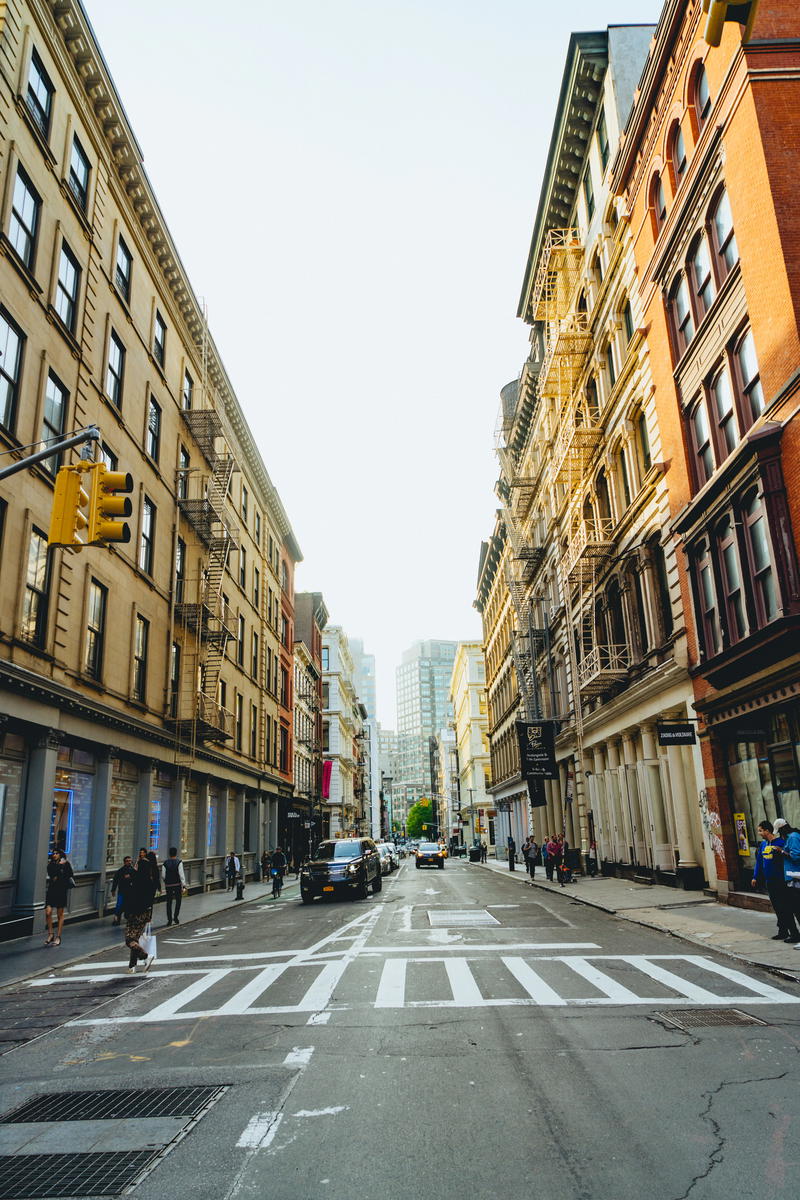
[44, 849, 73, 947]
[124, 851, 160, 973]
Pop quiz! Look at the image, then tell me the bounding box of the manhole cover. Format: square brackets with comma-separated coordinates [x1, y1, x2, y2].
[0, 1150, 154, 1198]
[0, 1086, 224, 1124]
[655, 1008, 768, 1031]
[428, 910, 499, 927]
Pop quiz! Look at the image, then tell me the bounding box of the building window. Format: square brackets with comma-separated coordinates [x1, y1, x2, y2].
[617, 446, 631, 509]
[0, 311, 24, 433]
[742, 490, 778, 625]
[255, 511, 261, 544]
[239, 545, 247, 590]
[100, 443, 118, 472]
[175, 536, 186, 603]
[235, 695, 243, 751]
[636, 411, 651, 474]
[146, 397, 161, 462]
[280, 667, 289, 707]
[605, 340, 616, 391]
[241, 485, 248, 522]
[68, 135, 90, 210]
[115, 236, 132, 301]
[622, 300, 634, 345]
[177, 446, 190, 500]
[55, 242, 80, 333]
[669, 274, 695, 357]
[41, 372, 68, 474]
[84, 579, 107, 679]
[170, 642, 181, 717]
[237, 615, 245, 666]
[26, 50, 53, 139]
[671, 122, 687, 182]
[716, 515, 746, 643]
[182, 368, 193, 410]
[106, 330, 125, 408]
[691, 400, 715, 487]
[322, 646, 329, 671]
[252, 631, 259, 680]
[280, 725, 289, 772]
[253, 566, 260, 608]
[694, 538, 722, 657]
[139, 497, 155, 574]
[583, 169, 595, 220]
[281, 614, 289, 647]
[281, 561, 288, 591]
[597, 108, 609, 172]
[694, 63, 712, 127]
[153, 311, 166, 368]
[22, 528, 49, 646]
[736, 329, 765, 420]
[689, 234, 716, 319]
[250, 704, 258, 759]
[9, 166, 40, 269]
[650, 539, 674, 640]
[711, 366, 738, 457]
[711, 189, 738, 276]
[651, 172, 667, 231]
[133, 614, 149, 702]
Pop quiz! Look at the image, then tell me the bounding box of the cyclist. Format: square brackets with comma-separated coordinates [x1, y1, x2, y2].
[270, 846, 287, 899]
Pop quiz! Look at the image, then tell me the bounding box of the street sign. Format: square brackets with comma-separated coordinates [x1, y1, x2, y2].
[516, 721, 558, 780]
[286, 811, 301, 819]
[657, 723, 696, 746]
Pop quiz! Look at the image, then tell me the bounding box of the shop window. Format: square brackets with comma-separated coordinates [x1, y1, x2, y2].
[107, 760, 137, 867]
[0, 746, 24, 880]
[52, 753, 95, 870]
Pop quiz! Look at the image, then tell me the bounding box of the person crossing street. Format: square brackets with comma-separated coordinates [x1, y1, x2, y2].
[161, 847, 186, 927]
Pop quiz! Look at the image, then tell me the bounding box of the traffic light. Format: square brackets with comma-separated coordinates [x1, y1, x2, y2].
[48, 465, 90, 547]
[87, 464, 133, 544]
[703, 1, 760, 46]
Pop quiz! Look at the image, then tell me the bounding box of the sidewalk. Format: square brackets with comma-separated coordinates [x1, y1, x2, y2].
[477, 859, 800, 983]
[0, 875, 300, 990]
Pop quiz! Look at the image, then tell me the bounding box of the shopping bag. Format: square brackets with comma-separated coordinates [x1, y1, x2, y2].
[140, 923, 157, 960]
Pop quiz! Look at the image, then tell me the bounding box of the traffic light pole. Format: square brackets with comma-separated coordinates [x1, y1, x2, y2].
[0, 426, 99, 482]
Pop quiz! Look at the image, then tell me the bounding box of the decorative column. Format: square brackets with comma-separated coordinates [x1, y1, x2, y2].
[196, 778, 210, 889]
[605, 739, 627, 864]
[641, 725, 671, 868]
[667, 744, 703, 888]
[88, 748, 116, 913]
[234, 787, 245, 854]
[13, 729, 60, 921]
[134, 761, 154, 856]
[217, 783, 229, 858]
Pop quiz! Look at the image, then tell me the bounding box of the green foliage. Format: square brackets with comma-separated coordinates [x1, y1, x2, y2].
[406, 799, 433, 839]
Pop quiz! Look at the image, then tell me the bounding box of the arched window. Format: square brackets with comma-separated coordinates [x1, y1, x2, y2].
[710, 365, 738, 456]
[649, 539, 674, 640]
[617, 445, 631, 509]
[607, 578, 626, 646]
[594, 597, 608, 649]
[622, 299, 634, 344]
[670, 122, 687, 183]
[668, 273, 695, 356]
[636, 410, 652, 474]
[626, 564, 649, 658]
[710, 189, 738, 276]
[735, 329, 764, 420]
[605, 340, 617, 390]
[650, 172, 667, 232]
[689, 233, 716, 318]
[596, 471, 612, 523]
[694, 63, 712, 128]
[586, 376, 599, 419]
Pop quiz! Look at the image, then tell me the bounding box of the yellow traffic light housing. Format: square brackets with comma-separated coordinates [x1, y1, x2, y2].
[88, 464, 133, 544]
[48, 466, 91, 547]
[703, 1, 760, 47]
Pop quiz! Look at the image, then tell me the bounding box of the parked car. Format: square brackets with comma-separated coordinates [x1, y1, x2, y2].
[300, 838, 382, 902]
[383, 842, 400, 869]
[416, 841, 445, 869]
[376, 844, 394, 875]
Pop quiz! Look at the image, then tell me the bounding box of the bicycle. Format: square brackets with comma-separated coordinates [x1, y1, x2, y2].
[271, 867, 283, 899]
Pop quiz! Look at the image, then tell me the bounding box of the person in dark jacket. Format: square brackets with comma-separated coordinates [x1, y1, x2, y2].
[44, 849, 74, 947]
[124, 851, 160, 972]
[161, 847, 186, 926]
[110, 856, 135, 926]
[773, 822, 800, 945]
[751, 820, 797, 941]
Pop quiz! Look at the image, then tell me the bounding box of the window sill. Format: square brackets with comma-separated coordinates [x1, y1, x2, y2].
[46, 306, 81, 357]
[691, 613, 800, 688]
[58, 179, 93, 239]
[15, 96, 57, 168]
[0, 236, 44, 295]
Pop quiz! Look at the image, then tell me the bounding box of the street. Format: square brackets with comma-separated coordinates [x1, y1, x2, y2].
[1, 861, 799, 1200]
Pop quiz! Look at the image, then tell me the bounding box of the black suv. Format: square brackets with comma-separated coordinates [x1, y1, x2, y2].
[300, 838, 382, 903]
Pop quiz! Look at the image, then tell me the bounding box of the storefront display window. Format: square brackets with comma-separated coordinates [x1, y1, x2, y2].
[181, 781, 198, 858]
[106, 759, 137, 867]
[207, 791, 219, 854]
[0, 735, 25, 879]
[151, 777, 172, 859]
[52, 760, 95, 870]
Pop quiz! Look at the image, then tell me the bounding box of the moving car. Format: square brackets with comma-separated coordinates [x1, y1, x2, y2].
[416, 841, 445, 869]
[300, 839, 382, 903]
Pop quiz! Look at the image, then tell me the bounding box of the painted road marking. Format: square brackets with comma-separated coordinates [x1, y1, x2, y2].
[283, 1047, 314, 1068]
[428, 910, 500, 927]
[237, 1111, 283, 1149]
[503, 957, 566, 1006]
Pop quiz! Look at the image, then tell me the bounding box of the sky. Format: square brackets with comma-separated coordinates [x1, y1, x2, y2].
[81, 0, 660, 727]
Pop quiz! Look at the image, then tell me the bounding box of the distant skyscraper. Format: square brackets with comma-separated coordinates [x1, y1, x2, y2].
[349, 639, 377, 720]
[395, 640, 458, 804]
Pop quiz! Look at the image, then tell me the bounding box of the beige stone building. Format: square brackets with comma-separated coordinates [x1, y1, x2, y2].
[448, 642, 491, 850]
[0, 0, 301, 937]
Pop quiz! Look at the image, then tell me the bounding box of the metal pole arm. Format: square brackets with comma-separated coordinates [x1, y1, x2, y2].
[0, 426, 100, 483]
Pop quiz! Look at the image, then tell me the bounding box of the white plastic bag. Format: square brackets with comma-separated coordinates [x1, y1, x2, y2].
[140, 923, 157, 961]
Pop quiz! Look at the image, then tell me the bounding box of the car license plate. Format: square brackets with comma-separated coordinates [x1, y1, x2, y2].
[323, 885, 334, 892]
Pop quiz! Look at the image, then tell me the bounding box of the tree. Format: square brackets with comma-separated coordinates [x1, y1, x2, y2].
[406, 799, 433, 839]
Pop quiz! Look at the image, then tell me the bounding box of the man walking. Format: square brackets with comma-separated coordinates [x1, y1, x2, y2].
[161, 847, 186, 926]
[225, 850, 240, 891]
[525, 837, 539, 881]
[110, 855, 135, 926]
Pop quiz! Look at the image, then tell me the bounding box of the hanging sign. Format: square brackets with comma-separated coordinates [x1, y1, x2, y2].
[657, 723, 697, 746]
[516, 720, 558, 780]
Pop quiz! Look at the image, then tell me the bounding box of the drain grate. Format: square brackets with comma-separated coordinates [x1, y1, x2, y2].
[0, 1086, 224, 1125]
[0, 1150, 154, 1198]
[655, 1008, 768, 1031]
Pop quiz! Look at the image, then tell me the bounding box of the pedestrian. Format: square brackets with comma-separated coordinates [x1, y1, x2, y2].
[480, 842, 487, 863]
[752, 820, 797, 941]
[161, 846, 186, 927]
[43, 849, 74, 947]
[110, 855, 135, 926]
[774, 821, 800, 946]
[260, 851, 270, 882]
[124, 850, 160, 973]
[225, 850, 240, 891]
[526, 837, 539, 881]
[587, 839, 598, 877]
[545, 835, 560, 881]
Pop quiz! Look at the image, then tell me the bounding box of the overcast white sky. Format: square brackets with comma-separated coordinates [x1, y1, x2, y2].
[82, 0, 660, 727]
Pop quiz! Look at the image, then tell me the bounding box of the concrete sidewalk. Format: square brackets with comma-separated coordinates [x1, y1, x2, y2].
[0, 874, 300, 990]
[477, 858, 800, 982]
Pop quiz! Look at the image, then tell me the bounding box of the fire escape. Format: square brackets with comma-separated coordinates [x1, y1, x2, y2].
[170, 407, 240, 755]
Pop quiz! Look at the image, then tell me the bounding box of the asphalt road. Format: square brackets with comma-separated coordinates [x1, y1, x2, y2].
[1, 859, 799, 1200]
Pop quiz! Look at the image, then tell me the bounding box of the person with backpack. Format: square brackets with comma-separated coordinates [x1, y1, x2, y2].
[161, 847, 186, 926]
[269, 846, 287, 899]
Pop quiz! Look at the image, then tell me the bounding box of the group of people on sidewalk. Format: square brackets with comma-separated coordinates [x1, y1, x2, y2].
[752, 818, 800, 946]
[520, 834, 570, 885]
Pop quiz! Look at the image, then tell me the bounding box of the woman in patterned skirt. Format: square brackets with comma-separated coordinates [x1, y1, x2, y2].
[123, 851, 160, 972]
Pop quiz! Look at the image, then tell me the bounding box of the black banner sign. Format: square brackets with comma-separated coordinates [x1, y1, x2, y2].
[526, 777, 548, 809]
[657, 723, 697, 746]
[516, 721, 558, 781]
